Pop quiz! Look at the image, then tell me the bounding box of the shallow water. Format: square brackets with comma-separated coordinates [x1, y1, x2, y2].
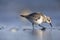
[0, 29, 60, 40]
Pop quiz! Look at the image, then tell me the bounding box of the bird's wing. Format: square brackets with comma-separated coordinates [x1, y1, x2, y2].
[28, 13, 44, 21]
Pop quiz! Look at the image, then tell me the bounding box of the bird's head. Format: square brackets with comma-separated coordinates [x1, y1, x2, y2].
[46, 17, 51, 23]
[46, 16, 52, 27]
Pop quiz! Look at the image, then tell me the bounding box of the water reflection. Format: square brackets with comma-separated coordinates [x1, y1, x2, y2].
[35, 29, 52, 40]
[9, 27, 19, 32]
[24, 29, 60, 40]
[0, 29, 60, 40]
[23, 29, 52, 40]
[0, 25, 4, 30]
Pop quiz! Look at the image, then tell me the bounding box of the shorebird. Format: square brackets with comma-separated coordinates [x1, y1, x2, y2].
[20, 12, 52, 30]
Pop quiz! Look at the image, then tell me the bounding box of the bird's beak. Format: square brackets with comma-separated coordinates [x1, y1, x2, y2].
[49, 23, 52, 27]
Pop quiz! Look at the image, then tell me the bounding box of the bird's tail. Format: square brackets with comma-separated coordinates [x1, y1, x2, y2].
[20, 15, 27, 17]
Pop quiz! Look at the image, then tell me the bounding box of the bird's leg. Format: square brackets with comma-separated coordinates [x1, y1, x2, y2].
[39, 24, 46, 30]
[32, 23, 35, 33]
[39, 24, 44, 27]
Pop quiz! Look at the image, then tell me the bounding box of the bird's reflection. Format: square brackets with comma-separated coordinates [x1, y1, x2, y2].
[34, 29, 52, 40]
[24, 29, 52, 40]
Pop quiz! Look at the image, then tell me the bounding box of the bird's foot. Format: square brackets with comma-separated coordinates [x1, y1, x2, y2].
[41, 27, 46, 31]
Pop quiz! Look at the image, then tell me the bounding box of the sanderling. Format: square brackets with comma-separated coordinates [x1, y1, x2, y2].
[20, 12, 52, 30]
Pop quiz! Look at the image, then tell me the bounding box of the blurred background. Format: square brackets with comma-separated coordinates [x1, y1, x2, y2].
[0, 0, 60, 40]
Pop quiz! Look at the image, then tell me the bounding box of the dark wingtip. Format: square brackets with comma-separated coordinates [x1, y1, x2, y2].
[20, 15, 22, 16]
[20, 15, 26, 17]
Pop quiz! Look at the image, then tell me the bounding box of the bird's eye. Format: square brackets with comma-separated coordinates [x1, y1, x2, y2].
[47, 19, 50, 21]
[48, 20, 50, 21]
[48, 19, 51, 22]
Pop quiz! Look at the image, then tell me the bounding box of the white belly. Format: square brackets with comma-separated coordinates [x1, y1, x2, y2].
[34, 16, 43, 24]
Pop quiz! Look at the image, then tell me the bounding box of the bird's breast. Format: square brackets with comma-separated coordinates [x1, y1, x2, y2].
[34, 16, 43, 24]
